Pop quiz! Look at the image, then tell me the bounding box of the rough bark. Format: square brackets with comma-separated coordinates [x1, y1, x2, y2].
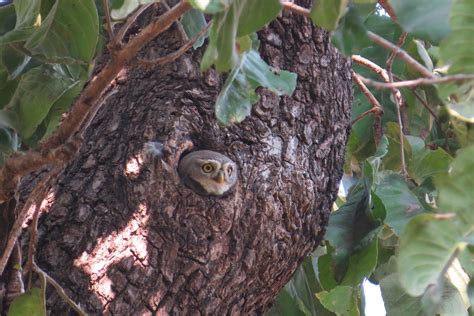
[31, 3, 352, 315]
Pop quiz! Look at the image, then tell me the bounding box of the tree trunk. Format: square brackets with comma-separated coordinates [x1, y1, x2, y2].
[33, 3, 352, 315]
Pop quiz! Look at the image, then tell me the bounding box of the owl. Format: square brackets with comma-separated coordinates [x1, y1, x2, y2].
[178, 150, 238, 196]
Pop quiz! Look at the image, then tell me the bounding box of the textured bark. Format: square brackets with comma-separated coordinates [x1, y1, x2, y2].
[32, 3, 352, 315]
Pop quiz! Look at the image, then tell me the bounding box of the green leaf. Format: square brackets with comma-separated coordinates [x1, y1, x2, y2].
[468, 279, 474, 311]
[200, 4, 238, 72]
[0, 125, 18, 153]
[181, 9, 207, 49]
[398, 213, 472, 297]
[267, 289, 306, 316]
[285, 261, 321, 316]
[370, 191, 386, 222]
[325, 179, 382, 281]
[380, 273, 423, 316]
[330, 5, 371, 55]
[381, 272, 469, 316]
[201, 0, 281, 72]
[449, 114, 474, 147]
[435, 280, 469, 316]
[0, 109, 17, 129]
[42, 78, 84, 139]
[0, 3, 16, 36]
[110, 0, 126, 10]
[0, 72, 18, 108]
[0, 44, 31, 79]
[448, 101, 474, 123]
[10, 64, 79, 139]
[236, 0, 281, 37]
[390, 0, 451, 45]
[188, 0, 232, 14]
[341, 237, 378, 286]
[0, 0, 41, 45]
[109, 0, 153, 20]
[382, 122, 412, 171]
[215, 50, 297, 125]
[421, 274, 471, 316]
[437, 145, 474, 223]
[440, 0, 474, 74]
[375, 173, 424, 236]
[316, 286, 359, 316]
[408, 148, 453, 185]
[310, 0, 349, 31]
[317, 244, 339, 290]
[24, 0, 99, 62]
[372, 255, 397, 282]
[7, 288, 46, 316]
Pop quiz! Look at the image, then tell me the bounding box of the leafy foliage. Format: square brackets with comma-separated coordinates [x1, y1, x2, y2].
[267, 0, 474, 315]
[0, 0, 96, 156]
[7, 288, 46, 316]
[215, 50, 296, 125]
[0, 0, 473, 315]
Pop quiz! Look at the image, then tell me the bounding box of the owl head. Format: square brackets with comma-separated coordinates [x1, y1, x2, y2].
[178, 150, 238, 196]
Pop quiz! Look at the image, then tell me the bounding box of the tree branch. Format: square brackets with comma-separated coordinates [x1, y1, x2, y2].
[352, 71, 383, 122]
[352, 55, 441, 121]
[0, 168, 60, 275]
[103, 0, 118, 50]
[117, 3, 155, 43]
[367, 31, 435, 79]
[386, 32, 408, 176]
[359, 74, 474, 89]
[352, 54, 390, 82]
[0, 1, 192, 201]
[377, 0, 397, 21]
[138, 22, 210, 66]
[281, 1, 310, 17]
[352, 71, 383, 145]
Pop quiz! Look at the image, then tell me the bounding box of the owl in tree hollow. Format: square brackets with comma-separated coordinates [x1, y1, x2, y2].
[178, 150, 238, 196]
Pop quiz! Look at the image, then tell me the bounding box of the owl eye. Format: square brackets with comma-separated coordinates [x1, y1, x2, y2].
[227, 165, 233, 175]
[201, 163, 214, 173]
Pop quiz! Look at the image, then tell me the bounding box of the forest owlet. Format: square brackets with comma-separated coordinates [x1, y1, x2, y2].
[178, 150, 238, 196]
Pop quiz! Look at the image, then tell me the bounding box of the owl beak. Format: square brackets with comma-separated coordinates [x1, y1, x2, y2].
[214, 171, 225, 184]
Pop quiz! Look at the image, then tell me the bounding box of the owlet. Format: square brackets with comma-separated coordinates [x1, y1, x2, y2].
[178, 150, 238, 196]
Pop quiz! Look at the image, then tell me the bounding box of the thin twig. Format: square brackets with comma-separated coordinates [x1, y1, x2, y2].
[377, 0, 397, 21]
[24, 167, 56, 291]
[103, 0, 118, 49]
[116, 3, 155, 43]
[353, 55, 462, 120]
[367, 31, 435, 79]
[26, 202, 40, 290]
[386, 32, 408, 176]
[281, 1, 310, 17]
[410, 89, 438, 120]
[352, 107, 382, 126]
[386, 32, 407, 73]
[162, 0, 189, 42]
[33, 263, 87, 316]
[352, 55, 390, 82]
[359, 74, 474, 89]
[352, 71, 384, 145]
[0, 168, 61, 275]
[352, 71, 383, 120]
[138, 22, 211, 66]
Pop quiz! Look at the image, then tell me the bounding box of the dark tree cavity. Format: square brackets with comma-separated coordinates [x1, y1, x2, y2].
[33, 3, 352, 314]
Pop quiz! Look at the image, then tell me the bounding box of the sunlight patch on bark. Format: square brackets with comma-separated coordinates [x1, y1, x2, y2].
[73, 204, 150, 304]
[124, 153, 145, 178]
